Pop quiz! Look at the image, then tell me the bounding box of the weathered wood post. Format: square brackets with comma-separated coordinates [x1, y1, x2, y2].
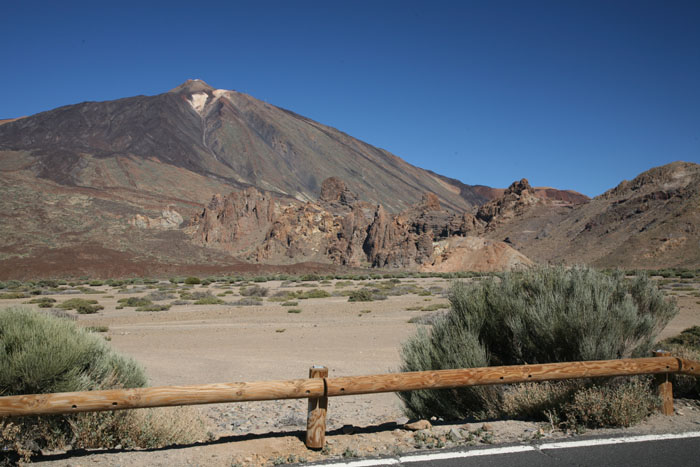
[653, 350, 674, 415]
[305, 366, 328, 449]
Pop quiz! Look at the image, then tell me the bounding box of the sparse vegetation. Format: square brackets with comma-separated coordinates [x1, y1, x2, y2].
[136, 304, 171, 312]
[399, 266, 678, 425]
[348, 288, 386, 302]
[240, 285, 269, 297]
[58, 298, 100, 310]
[117, 297, 153, 308]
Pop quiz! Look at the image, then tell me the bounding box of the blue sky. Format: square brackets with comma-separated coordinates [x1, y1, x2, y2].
[2, 0, 699, 196]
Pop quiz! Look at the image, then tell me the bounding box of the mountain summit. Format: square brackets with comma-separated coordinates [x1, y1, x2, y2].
[0, 79, 490, 212]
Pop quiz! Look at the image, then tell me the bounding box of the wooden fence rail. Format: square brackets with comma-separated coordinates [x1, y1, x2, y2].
[1, 354, 698, 449]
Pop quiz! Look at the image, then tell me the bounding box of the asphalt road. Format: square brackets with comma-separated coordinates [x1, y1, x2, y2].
[314, 432, 700, 466]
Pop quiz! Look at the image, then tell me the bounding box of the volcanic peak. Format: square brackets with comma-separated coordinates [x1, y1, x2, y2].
[169, 79, 216, 94]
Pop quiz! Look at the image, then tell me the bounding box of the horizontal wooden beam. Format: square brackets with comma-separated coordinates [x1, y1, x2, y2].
[324, 357, 682, 397]
[678, 358, 700, 377]
[0, 356, 695, 418]
[0, 378, 325, 417]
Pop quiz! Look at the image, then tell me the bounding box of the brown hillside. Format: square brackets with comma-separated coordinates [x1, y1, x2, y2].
[481, 161, 700, 268]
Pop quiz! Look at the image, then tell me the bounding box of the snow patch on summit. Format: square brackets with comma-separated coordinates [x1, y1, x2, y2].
[188, 92, 208, 115]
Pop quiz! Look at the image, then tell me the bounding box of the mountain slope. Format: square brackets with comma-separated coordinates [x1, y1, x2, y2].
[0, 79, 485, 212]
[480, 161, 700, 268]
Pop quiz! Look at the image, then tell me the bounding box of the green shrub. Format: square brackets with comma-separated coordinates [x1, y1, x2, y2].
[58, 298, 99, 310]
[298, 289, 331, 299]
[399, 266, 678, 421]
[348, 289, 376, 302]
[193, 296, 224, 305]
[117, 297, 152, 308]
[184, 276, 201, 285]
[287, 308, 302, 314]
[26, 297, 57, 308]
[0, 292, 29, 299]
[0, 307, 204, 458]
[281, 301, 299, 307]
[76, 303, 104, 314]
[136, 304, 171, 312]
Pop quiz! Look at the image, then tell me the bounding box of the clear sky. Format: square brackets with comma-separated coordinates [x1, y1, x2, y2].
[2, 0, 699, 196]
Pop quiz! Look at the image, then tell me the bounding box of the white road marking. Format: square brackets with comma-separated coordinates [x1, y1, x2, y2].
[317, 431, 700, 466]
[539, 431, 700, 450]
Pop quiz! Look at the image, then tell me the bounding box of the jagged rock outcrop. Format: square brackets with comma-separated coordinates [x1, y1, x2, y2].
[190, 187, 276, 255]
[188, 177, 528, 271]
[319, 177, 358, 206]
[476, 178, 540, 226]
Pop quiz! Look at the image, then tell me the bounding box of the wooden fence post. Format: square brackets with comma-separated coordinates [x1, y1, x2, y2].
[653, 350, 674, 415]
[305, 366, 328, 449]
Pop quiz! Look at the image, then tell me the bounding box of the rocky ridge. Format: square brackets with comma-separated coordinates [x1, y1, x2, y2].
[188, 178, 531, 272]
[479, 161, 700, 269]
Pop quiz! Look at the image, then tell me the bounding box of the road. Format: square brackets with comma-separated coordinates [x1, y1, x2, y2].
[312, 431, 700, 466]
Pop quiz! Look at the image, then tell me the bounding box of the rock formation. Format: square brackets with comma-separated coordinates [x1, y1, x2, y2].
[188, 177, 529, 271]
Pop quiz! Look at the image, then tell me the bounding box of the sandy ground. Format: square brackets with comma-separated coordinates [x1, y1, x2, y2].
[2, 275, 699, 465]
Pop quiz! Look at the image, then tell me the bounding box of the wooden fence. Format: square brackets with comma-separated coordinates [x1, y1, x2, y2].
[1, 352, 698, 449]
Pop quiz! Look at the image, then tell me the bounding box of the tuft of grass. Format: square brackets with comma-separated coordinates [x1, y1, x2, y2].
[287, 308, 302, 314]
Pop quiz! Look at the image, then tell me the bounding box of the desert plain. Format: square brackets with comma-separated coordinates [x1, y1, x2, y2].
[3, 274, 699, 465]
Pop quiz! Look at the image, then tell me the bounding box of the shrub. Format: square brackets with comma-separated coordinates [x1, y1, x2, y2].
[117, 297, 152, 308]
[58, 298, 100, 310]
[230, 297, 263, 306]
[562, 379, 659, 428]
[348, 289, 376, 302]
[136, 304, 171, 312]
[76, 303, 104, 314]
[26, 297, 57, 308]
[298, 289, 331, 299]
[287, 308, 302, 314]
[184, 276, 201, 285]
[144, 291, 176, 302]
[0, 292, 29, 299]
[240, 285, 269, 297]
[0, 307, 205, 458]
[399, 266, 678, 421]
[193, 295, 224, 305]
[281, 301, 299, 307]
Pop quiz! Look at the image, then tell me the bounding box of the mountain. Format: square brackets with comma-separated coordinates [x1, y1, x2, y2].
[0, 79, 486, 212]
[477, 161, 700, 269]
[1, 80, 692, 278]
[0, 79, 497, 278]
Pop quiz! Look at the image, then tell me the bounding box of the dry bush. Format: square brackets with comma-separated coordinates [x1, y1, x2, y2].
[562, 378, 659, 429]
